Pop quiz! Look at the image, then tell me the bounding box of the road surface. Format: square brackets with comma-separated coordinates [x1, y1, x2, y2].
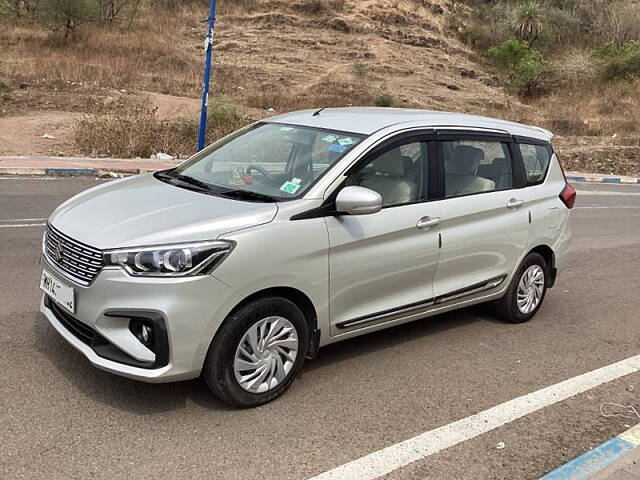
[1, 177, 639, 479]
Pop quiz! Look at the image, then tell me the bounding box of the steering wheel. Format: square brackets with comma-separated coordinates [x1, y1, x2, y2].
[246, 165, 278, 185]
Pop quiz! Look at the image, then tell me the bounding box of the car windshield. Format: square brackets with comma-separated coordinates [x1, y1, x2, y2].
[163, 122, 366, 201]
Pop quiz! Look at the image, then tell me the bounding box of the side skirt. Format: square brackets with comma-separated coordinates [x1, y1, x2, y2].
[335, 275, 507, 330]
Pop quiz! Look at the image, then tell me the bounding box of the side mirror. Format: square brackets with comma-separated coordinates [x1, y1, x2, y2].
[335, 186, 383, 215]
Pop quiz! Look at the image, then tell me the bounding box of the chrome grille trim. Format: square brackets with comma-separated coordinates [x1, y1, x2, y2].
[44, 224, 104, 285]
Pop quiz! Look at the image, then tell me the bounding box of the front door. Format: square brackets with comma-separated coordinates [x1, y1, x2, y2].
[327, 137, 442, 335]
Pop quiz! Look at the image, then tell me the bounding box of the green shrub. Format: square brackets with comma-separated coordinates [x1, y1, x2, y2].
[375, 93, 393, 107]
[594, 41, 640, 81]
[489, 39, 550, 97]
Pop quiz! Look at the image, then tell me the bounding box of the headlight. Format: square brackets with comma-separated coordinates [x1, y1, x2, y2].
[103, 240, 234, 277]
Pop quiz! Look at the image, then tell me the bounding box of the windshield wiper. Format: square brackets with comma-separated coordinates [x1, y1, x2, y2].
[221, 189, 278, 202]
[156, 170, 216, 192]
[172, 174, 216, 191]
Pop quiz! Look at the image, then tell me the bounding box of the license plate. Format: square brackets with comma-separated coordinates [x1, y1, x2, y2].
[40, 270, 75, 313]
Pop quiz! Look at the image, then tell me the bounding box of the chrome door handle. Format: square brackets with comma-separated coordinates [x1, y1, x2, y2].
[507, 198, 525, 209]
[417, 216, 441, 230]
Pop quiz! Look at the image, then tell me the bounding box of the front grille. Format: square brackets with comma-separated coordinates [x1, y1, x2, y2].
[44, 224, 104, 285]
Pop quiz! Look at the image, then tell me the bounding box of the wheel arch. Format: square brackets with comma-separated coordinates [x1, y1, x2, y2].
[528, 244, 557, 288]
[221, 286, 321, 359]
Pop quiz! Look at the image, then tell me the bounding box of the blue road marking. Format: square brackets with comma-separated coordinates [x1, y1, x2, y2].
[541, 437, 636, 480]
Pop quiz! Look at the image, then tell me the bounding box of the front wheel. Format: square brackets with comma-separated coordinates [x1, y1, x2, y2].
[203, 297, 309, 408]
[495, 252, 548, 324]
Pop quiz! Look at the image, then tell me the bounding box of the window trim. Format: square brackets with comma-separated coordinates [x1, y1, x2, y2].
[435, 130, 513, 142]
[435, 134, 518, 200]
[513, 135, 550, 146]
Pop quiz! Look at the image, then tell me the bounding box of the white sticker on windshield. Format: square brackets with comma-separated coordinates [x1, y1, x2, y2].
[280, 181, 302, 194]
[280, 126, 294, 131]
[338, 137, 354, 146]
[322, 134, 338, 143]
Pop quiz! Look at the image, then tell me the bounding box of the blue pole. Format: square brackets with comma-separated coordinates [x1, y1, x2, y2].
[198, 0, 217, 151]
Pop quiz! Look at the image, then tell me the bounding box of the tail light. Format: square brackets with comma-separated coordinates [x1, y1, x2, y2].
[559, 184, 576, 209]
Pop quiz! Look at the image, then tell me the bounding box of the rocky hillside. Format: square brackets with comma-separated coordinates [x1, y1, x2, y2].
[0, 0, 638, 174]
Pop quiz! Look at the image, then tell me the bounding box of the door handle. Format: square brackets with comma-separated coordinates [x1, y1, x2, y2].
[417, 216, 441, 230]
[507, 198, 525, 209]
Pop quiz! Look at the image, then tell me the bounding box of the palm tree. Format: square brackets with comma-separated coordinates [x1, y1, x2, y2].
[512, 0, 545, 45]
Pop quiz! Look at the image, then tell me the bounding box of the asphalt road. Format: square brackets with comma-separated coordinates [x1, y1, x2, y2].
[1, 177, 639, 480]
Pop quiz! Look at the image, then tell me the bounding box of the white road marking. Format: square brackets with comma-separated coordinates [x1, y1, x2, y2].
[575, 206, 640, 209]
[1, 218, 47, 222]
[309, 354, 640, 480]
[0, 223, 46, 228]
[576, 190, 640, 196]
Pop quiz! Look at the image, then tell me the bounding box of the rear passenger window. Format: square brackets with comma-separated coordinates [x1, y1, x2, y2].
[519, 143, 552, 185]
[440, 140, 513, 198]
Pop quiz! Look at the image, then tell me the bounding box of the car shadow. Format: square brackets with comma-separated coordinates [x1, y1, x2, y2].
[33, 315, 233, 414]
[33, 304, 503, 414]
[305, 303, 501, 373]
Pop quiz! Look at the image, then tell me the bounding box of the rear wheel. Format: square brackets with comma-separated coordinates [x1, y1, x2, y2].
[203, 296, 309, 407]
[495, 252, 548, 323]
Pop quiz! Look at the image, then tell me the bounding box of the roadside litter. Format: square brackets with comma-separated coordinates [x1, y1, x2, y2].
[153, 152, 175, 161]
[600, 403, 640, 420]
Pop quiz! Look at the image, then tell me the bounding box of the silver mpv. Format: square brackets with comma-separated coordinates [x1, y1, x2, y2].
[40, 108, 575, 406]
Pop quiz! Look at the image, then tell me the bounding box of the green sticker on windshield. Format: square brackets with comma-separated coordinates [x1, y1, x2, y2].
[338, 137, 354, 146]
[280, 181, 302, 194]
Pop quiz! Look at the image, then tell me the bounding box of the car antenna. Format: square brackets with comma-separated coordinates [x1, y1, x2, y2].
[312, 107, 327, 117]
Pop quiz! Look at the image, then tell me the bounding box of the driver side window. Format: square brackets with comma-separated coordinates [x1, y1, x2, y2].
[346, 141, 426, 206]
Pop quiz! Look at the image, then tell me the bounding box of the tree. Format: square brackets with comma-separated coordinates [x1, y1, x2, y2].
[97, 0, 141, 26]
[39, 0, 97, 39]
[489, 39, 550, 97]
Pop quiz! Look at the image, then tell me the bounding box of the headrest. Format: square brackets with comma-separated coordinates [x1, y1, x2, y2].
[478, 157, 507, 175]
[449, 146, 484, 175]
[373, 149, 405, 177]
[491, 157, 507, 167]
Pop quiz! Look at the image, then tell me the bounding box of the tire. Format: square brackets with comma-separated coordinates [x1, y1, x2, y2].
[495, 252, 548, 324]
[203, 296, 309, 408]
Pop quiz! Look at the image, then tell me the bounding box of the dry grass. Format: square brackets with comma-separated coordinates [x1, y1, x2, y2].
[1, 6, 203, 96]
[528, 80, 640, 137]
[245, 78, 375, 111]
[75, 100, 252, 157]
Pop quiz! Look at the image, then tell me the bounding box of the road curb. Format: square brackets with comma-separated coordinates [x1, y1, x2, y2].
[566, 174, 640, 185]
[540, 423, 640, 480]
[0, 167, 160, 177]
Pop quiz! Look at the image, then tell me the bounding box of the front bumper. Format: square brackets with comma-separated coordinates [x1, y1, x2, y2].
[40, 258, 242, 383]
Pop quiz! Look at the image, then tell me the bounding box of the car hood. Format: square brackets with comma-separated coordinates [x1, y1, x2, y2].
[49, 174, 278, 249]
